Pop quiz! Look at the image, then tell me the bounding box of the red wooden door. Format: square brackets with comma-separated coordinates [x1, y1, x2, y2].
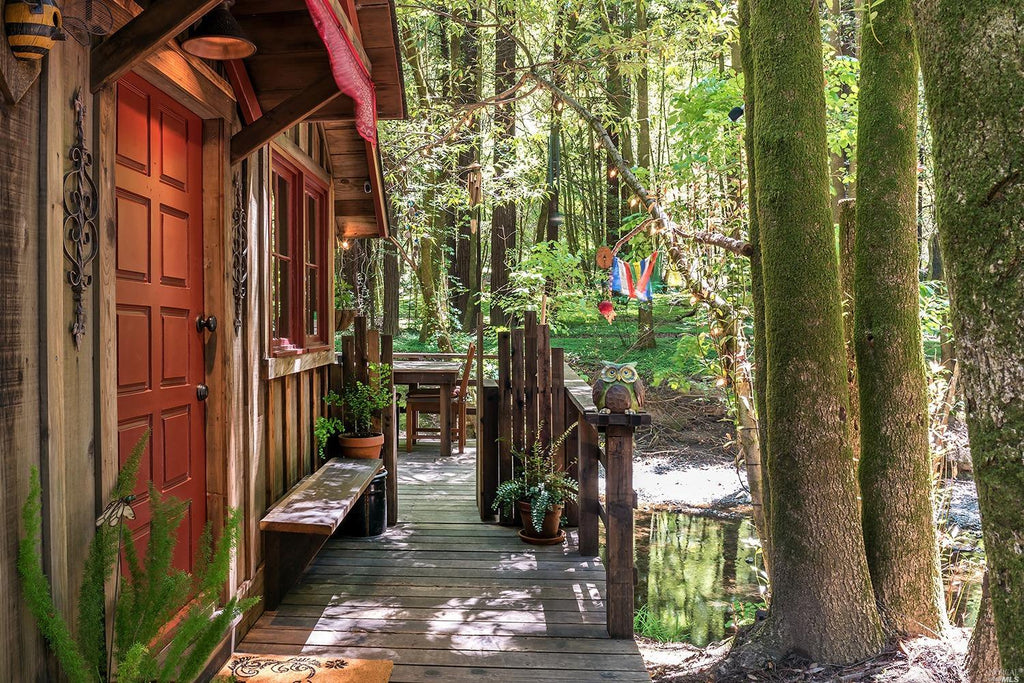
[115, 73, 206, 573]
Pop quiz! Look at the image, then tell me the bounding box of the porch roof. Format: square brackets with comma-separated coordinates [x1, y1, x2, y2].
[228, 0, 403, 237]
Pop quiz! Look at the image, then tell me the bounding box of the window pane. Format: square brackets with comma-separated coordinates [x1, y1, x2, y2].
[306, 266, 319, 338]
[274, 174, 290, 257]
[273, 256, 292, 341]
[306, 194, 318, 264]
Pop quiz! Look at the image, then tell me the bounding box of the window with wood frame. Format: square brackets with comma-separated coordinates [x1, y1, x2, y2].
[270, 152, 329, 355]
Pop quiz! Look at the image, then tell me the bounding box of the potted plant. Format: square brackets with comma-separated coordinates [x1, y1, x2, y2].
[315, 362, 392, 459]
[335, 279, 357, 332]
[493, 423, 579, 544]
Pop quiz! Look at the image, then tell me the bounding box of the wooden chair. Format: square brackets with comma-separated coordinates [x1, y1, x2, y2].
[406, 343, 476, 454]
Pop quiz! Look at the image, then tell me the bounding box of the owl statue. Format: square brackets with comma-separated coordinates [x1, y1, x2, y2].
[592, 362, 646, 414]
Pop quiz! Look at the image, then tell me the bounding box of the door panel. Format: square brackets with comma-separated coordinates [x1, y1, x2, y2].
[115, 72, 206, 574]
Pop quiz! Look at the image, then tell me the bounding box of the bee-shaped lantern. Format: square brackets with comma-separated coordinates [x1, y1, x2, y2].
[5, 0, 65, 61]
[592, 361, 645, 414]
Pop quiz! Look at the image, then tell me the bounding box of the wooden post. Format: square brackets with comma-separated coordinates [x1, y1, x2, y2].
[367, 329, 381, 434]
[342, 335, 356, 434]
[605, 424, 635, 639]
[497, 332, 514, 525]
[354, 316, 369, 384]
[511, 328, 526, 454]
[524, 311, 539, 447]
[382, 334, 398, 525]
[552, 349, 576, 524]
[479, 381, 500, 521]
[537, 324, 552, 447]
[577, 418, 600, 557]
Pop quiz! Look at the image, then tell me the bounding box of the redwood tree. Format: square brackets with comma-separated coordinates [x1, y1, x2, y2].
[854, 0, 945, 636]
[742, 0, 884, 663]
[490, 0, 517, 327]
[913, 0, 1024, 668]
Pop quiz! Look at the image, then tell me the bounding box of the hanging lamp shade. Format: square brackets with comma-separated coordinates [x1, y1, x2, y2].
[181, 2, 255, 60]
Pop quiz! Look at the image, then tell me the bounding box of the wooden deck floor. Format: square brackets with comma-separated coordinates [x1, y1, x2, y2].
[238, 446, 650, 682]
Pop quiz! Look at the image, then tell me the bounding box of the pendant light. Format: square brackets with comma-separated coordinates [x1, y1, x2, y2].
[181, 1, 255, 60]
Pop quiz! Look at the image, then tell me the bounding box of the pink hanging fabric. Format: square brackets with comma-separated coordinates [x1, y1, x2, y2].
[304, 0, 378, 145]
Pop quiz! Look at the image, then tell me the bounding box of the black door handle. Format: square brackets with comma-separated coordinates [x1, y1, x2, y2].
[196, 315, 218, 333]
[196, 384, 209, 401]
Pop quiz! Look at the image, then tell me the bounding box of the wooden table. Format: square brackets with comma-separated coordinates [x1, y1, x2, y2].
[392, 360, 462, 457]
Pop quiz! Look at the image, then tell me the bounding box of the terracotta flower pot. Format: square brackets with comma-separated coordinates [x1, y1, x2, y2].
[517, 501, 564, 539]
[336, 433, 384, 459]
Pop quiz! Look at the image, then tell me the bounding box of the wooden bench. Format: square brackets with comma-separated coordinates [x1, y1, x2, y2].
[260, 457, 382, 609]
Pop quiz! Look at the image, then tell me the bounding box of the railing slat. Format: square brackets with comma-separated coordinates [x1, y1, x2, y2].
[577, 416, 600, 557]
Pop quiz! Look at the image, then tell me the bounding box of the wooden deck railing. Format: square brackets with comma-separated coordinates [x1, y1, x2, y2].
[486, 310, 650, 639]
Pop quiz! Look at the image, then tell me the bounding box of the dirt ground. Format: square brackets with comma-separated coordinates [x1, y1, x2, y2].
[628, 388, 979, 683]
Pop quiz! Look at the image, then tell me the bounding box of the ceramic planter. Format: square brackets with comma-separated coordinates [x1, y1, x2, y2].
[517, 501, 564, 544]
[336, 433, 384, 459]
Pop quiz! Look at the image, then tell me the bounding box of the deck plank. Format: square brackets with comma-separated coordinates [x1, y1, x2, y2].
[238, 447, 649, 681]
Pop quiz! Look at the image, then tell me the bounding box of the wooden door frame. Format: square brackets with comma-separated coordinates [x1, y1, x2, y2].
[95, 70, 236, 570]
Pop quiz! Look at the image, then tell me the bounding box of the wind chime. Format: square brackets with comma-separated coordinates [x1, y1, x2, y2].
[594, 218, 661, 324]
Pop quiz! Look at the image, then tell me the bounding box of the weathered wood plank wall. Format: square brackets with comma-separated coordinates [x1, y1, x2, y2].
[0, 67, 45, 683]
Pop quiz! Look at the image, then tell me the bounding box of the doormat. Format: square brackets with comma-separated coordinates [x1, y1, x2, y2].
[215, 654, 393, 682]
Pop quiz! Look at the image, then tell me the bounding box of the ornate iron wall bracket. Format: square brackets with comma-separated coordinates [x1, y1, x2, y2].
[232, 168, 249, 332]
[63, 90, 99, 349]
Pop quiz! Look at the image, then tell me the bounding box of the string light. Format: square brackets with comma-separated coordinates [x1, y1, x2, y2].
[608, 168, 618, 179]
[341, 240, 351, 250]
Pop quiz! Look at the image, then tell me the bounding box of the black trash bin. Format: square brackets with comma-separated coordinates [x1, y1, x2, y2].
[339, 468, 388, 537]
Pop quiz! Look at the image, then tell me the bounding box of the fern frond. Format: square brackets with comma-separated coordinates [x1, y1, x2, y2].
[17, 468, 92, 682]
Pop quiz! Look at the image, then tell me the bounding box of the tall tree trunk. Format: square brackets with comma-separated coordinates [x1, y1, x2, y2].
[383, 238, 399, 336]
[737, 0, 771, 568]
[490, 0, 517, 327]
[913, 0, 1024, 668]
[636, 0, 652, 172]
[741, 0, 884, 664]
[634, 0, 656, 349]
[854, 0, 945, 636]
[452, 4, 481, 329]
[603, 0, 627, 244]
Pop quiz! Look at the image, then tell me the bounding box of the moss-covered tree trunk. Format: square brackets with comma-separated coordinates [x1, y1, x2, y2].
[737, 0, 770, 565]
[912, 0, 1024, 668]
[854, 0, 945, 636]
[745, 0, 884, 663]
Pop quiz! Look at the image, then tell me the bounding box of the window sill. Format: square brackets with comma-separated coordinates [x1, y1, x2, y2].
[264, 347, 335, 380]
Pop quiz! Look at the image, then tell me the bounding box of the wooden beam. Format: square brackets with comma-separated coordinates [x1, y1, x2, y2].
[231, 76, 342, 165]
[91, 0, 223, 91]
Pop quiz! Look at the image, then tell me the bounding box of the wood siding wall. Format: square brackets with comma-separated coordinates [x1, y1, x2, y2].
[236, 124, 335, 631]
[0, 26, 338, 674]
[0, 36, 100, 680]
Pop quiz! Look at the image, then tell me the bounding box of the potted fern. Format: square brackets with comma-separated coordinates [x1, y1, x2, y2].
[315, 362, 392, 459]
[493, 423, 579, 545]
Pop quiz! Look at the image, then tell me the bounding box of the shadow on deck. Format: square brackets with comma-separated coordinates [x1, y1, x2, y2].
[238, 444, 650, 682]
